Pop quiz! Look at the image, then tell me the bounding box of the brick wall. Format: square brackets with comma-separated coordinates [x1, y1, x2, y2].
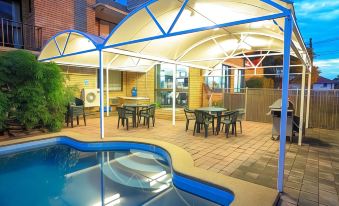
[32, 0, 98, 45]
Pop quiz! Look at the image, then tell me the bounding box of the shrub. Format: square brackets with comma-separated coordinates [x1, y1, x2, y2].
[246, 77, 274, 88]
[0, 50, 73, 132]
[245, 77, 263, 88]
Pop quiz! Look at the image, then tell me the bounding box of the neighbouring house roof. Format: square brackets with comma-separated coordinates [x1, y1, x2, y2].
[314, 76, 336, 84]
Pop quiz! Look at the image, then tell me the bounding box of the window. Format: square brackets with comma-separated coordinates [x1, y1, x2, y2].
[0, 0, 21, 21]
[97, 70, 123, 91]
[204, 64, 229, 92]
[97, 19, 116, 38]
[155, 64, 189, 107]
[28, 0, 32, 13]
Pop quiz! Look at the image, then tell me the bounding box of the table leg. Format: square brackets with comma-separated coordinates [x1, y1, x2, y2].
[216, 112, 221, 135]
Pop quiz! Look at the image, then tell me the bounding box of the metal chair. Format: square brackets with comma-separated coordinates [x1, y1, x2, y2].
[184, 106, 195, 131]
[117, 107, 134, 130]
[193, 110, 214, 138]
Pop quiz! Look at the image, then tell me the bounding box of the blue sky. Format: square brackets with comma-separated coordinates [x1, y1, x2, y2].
[294, 1, 339, 79]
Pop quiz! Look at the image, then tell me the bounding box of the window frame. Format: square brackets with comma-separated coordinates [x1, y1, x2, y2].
[97, 69, 123, 92]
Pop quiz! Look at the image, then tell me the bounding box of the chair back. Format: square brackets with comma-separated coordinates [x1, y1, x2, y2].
[236, 108, 245, 120]
[184, 107, 195, 120]
[75, 97, 84, 106]
[194, 110, 206, 124]
[149, 104, 156, 116]
[117, 107, 127, 118]
[230, 111, 239, 124]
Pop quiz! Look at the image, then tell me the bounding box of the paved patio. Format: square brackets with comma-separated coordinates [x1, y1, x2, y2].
[1, 116, 339, 206]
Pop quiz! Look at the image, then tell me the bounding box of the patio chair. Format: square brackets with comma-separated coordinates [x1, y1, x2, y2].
[66, 97, 86, 128]
[235, 108, 245, 134]
[220, 111, 239, 138]
[123, 105, 137, 128]
[184, 106, 195, 131]
[117, 107, 134, 130]
[138, 104, 156, 128]
[193, 110, 214, 138]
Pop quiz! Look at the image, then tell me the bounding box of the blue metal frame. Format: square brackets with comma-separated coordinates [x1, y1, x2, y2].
[61, 32, 71, 55]
[39, 30, 102, 62]
[261, 0, 290, 13]
[167, 0, 189, 34]
[102, 0, 158, 46]
[53, 38, 62, 55]
[277, 14, 293, 193]
[279, 0, 294, 4]
[39, 48, 98, 62]
[104, 12, 287, 49]
[145, 6, 166, 35]
[0, 137, 235, 206]
[273, 19, 284, 32]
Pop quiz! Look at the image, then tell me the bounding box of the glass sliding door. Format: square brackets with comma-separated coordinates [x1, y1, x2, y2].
[155, 64, 189, 108]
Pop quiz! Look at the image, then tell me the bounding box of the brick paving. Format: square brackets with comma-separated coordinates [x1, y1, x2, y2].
[1, 116, 339, 206]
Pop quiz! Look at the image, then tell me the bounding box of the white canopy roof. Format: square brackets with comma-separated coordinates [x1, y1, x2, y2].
[38, 0, 311, 72]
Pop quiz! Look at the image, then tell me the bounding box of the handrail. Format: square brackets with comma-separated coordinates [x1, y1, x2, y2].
[0, 18, 43, 51]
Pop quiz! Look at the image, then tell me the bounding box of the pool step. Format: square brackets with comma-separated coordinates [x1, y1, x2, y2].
[102, 151, 171, 190]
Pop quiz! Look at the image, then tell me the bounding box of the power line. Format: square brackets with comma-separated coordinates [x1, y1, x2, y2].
[314, 49, 339, 55]
[313, 37, 339, 45]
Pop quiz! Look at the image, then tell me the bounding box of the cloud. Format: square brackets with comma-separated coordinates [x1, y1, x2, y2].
[314, 58, 339, 79]
[295, 1, 339, 21]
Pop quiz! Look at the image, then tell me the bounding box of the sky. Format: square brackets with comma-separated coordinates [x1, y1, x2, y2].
[294, 0, 339, 80]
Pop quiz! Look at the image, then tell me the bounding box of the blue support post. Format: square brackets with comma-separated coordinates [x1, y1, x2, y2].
[277, 14, 293, 193]
[99, 49, 105, 139]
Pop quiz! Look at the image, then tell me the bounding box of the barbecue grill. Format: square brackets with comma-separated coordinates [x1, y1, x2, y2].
[267, 99, 295, 141]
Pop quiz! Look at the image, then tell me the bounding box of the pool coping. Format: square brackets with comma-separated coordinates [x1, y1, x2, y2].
[0, 132, 279, 206]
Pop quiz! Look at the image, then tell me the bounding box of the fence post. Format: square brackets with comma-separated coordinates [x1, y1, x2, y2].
[244, 87, 248, 121]
[306, 70, 312, 128]
[298, 65, 306, 146]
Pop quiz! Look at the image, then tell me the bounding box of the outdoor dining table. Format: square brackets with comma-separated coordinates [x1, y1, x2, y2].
[195, 107, 227, 135]
[123, 104, 150, 127]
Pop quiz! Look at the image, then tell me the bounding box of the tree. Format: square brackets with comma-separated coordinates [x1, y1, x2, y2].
[246, 77, 274, 88]
[0, 50, 73, 132]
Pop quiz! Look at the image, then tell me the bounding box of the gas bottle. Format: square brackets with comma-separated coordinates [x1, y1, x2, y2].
[131, 87, 137, 97]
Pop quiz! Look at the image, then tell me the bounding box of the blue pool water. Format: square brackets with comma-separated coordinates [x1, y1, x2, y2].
[0, 141, 233, 206]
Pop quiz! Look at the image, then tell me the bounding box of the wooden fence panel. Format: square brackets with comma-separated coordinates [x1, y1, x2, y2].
[220, 89, 339, 130]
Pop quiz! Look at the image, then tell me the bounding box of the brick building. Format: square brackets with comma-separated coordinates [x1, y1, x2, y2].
[0, 0, 143, 50]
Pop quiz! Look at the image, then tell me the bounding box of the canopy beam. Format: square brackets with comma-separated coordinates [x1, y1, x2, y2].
[99, 50, 105, 139]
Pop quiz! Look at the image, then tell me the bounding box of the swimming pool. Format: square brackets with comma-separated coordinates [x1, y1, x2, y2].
[0, 138, 234, 206]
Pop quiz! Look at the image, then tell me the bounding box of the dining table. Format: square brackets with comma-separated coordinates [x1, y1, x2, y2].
[123, 104, 150, 127]
[195, 107, 227, 135]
